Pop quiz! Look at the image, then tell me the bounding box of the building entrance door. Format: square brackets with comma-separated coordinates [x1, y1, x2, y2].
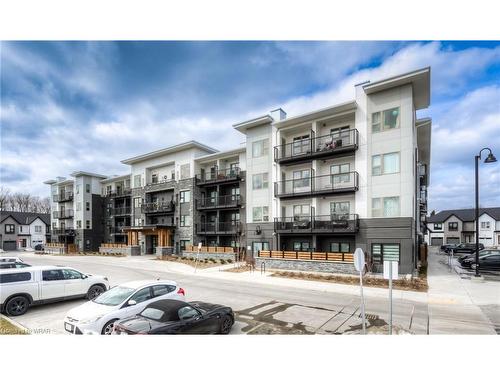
[146, 235, 158, 254]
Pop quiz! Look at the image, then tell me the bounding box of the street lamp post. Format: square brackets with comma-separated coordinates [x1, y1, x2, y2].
[474, 148, 497, 277]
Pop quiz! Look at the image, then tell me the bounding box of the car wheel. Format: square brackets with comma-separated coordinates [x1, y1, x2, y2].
[101, 319, 118, 335]
[219, 315, 233, 334]
[87, 285, 105, 300]
[6, 296, 29, 316]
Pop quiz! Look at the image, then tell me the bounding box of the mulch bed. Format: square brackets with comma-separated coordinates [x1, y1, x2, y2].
[270, 271, 428, 292]
[224, 264, 254, 273]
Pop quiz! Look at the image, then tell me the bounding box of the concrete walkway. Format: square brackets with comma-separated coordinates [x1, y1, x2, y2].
[426, 249, 499, 334]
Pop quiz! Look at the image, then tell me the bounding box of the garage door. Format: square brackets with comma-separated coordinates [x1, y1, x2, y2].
[431, 237, 443, 246]
[2, 241, 17, 251]
[446, 237, 460, 244]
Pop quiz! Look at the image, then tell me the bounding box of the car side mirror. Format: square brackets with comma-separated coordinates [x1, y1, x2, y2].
[128, 299, 137, 306]
[82, 274, 88, 279]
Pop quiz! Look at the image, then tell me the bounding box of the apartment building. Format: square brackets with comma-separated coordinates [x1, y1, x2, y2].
[0, 211, 50, 250]
[426, 207, 500, 247]
[44, 67, 431, 274]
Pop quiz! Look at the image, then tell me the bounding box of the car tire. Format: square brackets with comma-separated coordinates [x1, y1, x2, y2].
[219, 315, 233, 334]
[101, 319, 118, 335]
[5, 296, 30, 316]
[87, 285, 105, 300]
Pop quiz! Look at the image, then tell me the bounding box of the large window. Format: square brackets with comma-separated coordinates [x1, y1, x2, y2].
[85, 184, 91, 193]
[180, 191, 191, 203]
[448, 222, 458, 231]
[372, 196, 400, 217]
[372, 107, 400, 133]
[4, 224, 14, 234]
[481, 222, 491, 229]
[293, 204, 310, 219]
[331, 163, 350, 184]
[330, 242, 351, 253]
[134, 174, 142, 188]
[292, 135, 310, 155]
[35, 225, 42, 233]
[252, 242, 269, 253]
[179, 240, 190, 252]
[180, 164, 190, 179]
[330, 201, 350, 219]
[292, 170, 311, 191]
[252, 139, 269, 158]
[371, 244, 400, 264]
[434, 223, 443, 230]
[293, 242, 311, 251]
[180, 215, 191, 227]
[372, 152, 400, 175]
[252, 206, 269, 222]
[252, 173, 269, 190]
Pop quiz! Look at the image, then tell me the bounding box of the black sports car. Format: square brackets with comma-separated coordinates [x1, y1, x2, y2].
[112, 299, 234, 335]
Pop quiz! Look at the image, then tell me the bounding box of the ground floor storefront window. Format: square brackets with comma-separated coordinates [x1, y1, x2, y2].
[371, 243, 400, 264]
[330, 242, 350, 252]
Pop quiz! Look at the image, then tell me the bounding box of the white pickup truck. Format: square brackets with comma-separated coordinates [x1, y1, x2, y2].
[0, 265, 109, 316]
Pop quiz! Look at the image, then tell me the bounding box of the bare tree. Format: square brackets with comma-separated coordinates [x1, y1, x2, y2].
[40, 197, 51, 214]
[0, 187, 50, 213]
[0, 187, 10, 211]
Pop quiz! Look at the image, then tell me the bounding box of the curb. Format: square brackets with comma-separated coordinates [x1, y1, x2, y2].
[0, 313, 29, 334]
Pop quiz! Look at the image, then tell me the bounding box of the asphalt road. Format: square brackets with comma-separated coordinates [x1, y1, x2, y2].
[1, 252, 430, 335]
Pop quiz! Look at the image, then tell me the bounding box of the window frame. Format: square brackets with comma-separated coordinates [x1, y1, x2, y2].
[5, 224, 15, 234]
[252, 139, 269, 158]
[434, 223, 443, 230]
[371, 243, 401, 264]
[372, 152, 400, 175]
[252, 173, 269, 190]
[180, 190, 191, 203]
[448, 222, 459, 231]
[371, 107, 400, 133]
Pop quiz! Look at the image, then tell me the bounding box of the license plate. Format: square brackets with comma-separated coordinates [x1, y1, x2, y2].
[65, 323, 74, 333]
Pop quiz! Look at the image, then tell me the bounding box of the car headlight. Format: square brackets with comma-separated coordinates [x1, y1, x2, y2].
[79, 315, 104, 325]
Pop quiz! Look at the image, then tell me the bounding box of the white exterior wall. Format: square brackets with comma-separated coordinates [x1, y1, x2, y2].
[30, 217, 47, 247]
[478, 213, 495, 246]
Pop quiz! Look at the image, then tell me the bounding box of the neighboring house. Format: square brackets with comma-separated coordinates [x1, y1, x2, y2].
[0, 211, 50, 250]
[44, 67, 432, 275]
[426, 207, 500, 247]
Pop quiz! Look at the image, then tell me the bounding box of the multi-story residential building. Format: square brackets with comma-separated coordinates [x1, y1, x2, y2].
[0, 211, 50, 250]
[44, 67, 431, 274]
[426, 207, 500, 247]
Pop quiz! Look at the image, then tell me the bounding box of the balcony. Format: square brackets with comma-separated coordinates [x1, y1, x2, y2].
[141, 201, 175, 214]
[105, 188, 132, 198]
[51, 228, 76, 236]
[54, 209, 74, 219]
[274, 129, 359, 165]
[274, 171, 359, 199]
[110, 206, 132, 216]
[53, 192, 74, 202]
[196, 167, 241, 186]
[143, 178, 176, 193]
[197, 221, 242, 235]
[274, 214, 359, 234]
[109, 226, 126, 235]
[197, 194, 243, 210]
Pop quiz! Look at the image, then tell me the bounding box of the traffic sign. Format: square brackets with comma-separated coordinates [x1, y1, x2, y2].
[353, 248, 365, 272]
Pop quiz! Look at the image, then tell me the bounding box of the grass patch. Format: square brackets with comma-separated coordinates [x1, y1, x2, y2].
[270, 271, 428, 292]
[157, 255, 219, 269]
[0, 317, 28, 335]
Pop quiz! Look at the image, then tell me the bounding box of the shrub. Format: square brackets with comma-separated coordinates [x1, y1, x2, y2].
[226, 259, 233, 263]
[209, 258, 216, 263]
[220, 259, 227, 265]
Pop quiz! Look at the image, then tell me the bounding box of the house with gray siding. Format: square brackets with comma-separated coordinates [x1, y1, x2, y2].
[0, 211, 50, 250]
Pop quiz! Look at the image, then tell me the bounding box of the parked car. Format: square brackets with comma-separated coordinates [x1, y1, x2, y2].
[34, 244, 44, 251]
[112, 299, 234, 335]
[0, 256, 24, 263]
[63, 280, 185, 335]
[458, 249, 500, 262]
[459, 253, 500, 271]
[0, 265, 109, 316]
[443, 243, 484, 254]
[0, 262, 31, 269]
[440, 244, 459, 252]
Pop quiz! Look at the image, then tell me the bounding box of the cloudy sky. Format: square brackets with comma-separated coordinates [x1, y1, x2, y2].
[1, 41, 499, 212]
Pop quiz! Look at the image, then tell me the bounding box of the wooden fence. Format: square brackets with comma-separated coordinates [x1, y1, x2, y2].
[100, 243, 128, 248]
[185, 245, 236, 253]
[258, 250, 354, 263]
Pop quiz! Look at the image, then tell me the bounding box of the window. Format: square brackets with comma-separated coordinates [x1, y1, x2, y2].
[330, 126, 351, 145]
[293, 204, 310, 219]
[42, 269, 64, 281]
[35, 225, 42, 233]
[331, 164, 350, 184]
[253, 206, 269, 222]
[86, 220, 90, 229]
[19, 226, 23, 233]
[0, 272, 31, 284]
[178, 306, 200, 320]
[448, 222, 458, 231]
[371, 244, 400, 264]
[331, 202, 350, 219]
[372, 197, 400, 217]
[76, 185, 80, 194]
[76, 202, 81, 211]
[134, 174, 142, 188]
[252, 173, 269, 190]
[180, 240, 190, 252]
[372, 152, 400, 175]
[372, 107, 400, 133]
[252, 242, 269, 253]
[293, 242, 311, 251]
[180, 164, 190, 179]
[134, 197, 141, 208]
[292, 135, 310, 155]
[130, 287, 152, 304]
[86, 202, 90, 211]
[151, 174, 158, 184]
[5, 224, 14, 234]
[62, 269, 83, 279]
[76, 220, 82, 229]
[152, 285, 176, 297]
[434, 223, 443, 230]
[85, 184, 90, 193]
[292, 170, 311, 191]
[330, 242, 351, 253]
[171, 170, 175, 180]
[252, 139, 269, 158]
[180, 215, 191, 227]
[481, 222, 491, 229]
[180, 191, 191, 203]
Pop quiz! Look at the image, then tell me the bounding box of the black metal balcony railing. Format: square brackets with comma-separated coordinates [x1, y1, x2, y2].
[141, 201, 175, 214]
[54, 209, 74, 219]
[274, 214, 359, 233]
[110, 206, 132, 216]
[274, 171, 359, 198]
[143, 178, 176, 193]
[109, 226, 126, 234]
[51, 228, 76, 236]
[274, 129, 359, 164]
[197, 221, 242, 234]
[105, 188, 132, 197]
[53, 192, 74, 202]
[196, 167, 241, 185]
[197, 194, 243, 210]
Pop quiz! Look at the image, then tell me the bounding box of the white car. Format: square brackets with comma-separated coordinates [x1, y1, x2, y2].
[0, 265, 109, 316]
[63, 279, 186, 335]
[0, 256, 24, 263]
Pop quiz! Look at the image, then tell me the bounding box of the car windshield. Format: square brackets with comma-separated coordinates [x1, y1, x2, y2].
[93, 286, 135, 306]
